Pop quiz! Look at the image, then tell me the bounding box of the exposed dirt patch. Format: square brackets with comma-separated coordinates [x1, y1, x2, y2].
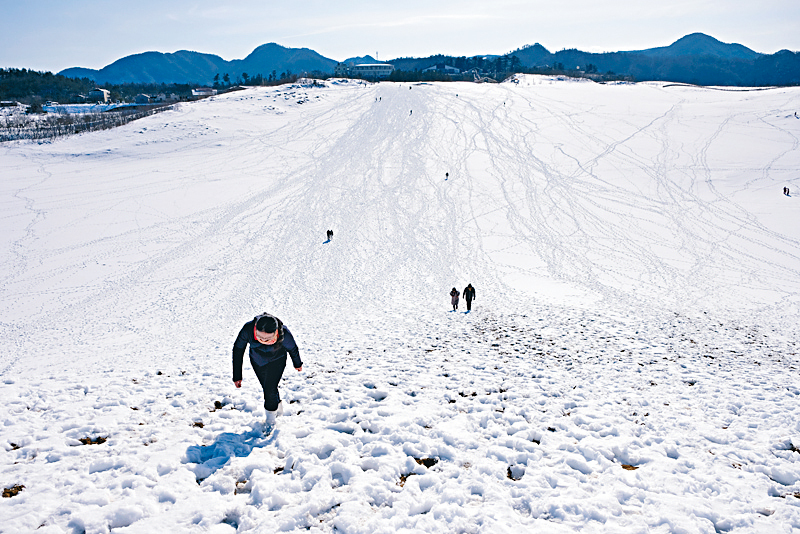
[414, 457, 438, 468]
[3, 484, 24, 498]
[79, 436, 107, 445]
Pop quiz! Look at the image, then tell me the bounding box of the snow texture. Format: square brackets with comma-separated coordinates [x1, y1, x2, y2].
[1, 75, 800, 533]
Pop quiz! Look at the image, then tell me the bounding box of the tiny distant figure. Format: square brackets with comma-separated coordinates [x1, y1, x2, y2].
[445, 172, 449, 180]
[327, 229, 333, 241]
[410, 110, 412, 115]
[784, 187, 791, 196]
[450, 287, 460, 311]
[463, 283, 476, 312]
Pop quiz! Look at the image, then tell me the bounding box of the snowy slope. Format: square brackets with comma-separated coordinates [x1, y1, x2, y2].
[1, 76, 799, 533]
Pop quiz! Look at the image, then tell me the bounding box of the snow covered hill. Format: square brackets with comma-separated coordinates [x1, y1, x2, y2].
[1, 76, 799, 533]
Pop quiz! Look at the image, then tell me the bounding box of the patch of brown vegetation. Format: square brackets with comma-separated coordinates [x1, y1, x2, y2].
[507, 466, 523, 481]
[79, 436, 107, 445]
[3, 484, 24, 498]
[414, 457, 438, 468]
[621, 464, 638, 471]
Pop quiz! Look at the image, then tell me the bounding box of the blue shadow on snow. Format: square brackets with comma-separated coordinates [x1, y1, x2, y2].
[185, 426, 274, 480]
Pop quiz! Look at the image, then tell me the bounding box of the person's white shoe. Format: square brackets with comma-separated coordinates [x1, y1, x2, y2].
[264, 409, 278, 435]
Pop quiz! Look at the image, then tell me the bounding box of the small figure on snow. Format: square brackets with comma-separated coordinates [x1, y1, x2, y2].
[463, 283, 476, 312]
[232, 313, 303, 434]
[784, 187, 790, 196]
[327, 229, 334, 241]
[450, 287, 460, 311]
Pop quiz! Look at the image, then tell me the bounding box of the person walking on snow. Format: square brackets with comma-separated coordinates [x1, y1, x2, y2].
[450, 287, 460, 311]
[233, 313, 303, 434]
[463, 283, 476, 312]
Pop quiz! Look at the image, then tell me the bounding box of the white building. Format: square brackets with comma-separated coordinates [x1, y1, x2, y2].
[192, 87, 218, 97]
[349, 64, 394, 79]
[155, 93, 180, 103]
[334, 63, 350, 77]
[88, 88, 111, 102]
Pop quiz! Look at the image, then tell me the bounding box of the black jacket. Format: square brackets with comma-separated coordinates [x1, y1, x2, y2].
[463, 285, 476, 301]
[232, 315, 302, 381]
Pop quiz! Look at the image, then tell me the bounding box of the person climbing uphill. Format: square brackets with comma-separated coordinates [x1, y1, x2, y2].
[232, 312, 303, 435]
[450, 287, 460, 311]
[463, 283, 476, 312]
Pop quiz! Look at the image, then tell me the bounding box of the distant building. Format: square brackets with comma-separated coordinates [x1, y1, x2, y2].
[423, 63, 460, 75]
[334, 63, 350, 77]
[154, 93, 179, 103]
[347, 63, 395, 79]
[88, 88, 111, 102]
[192, 87, 217, 97]
[134, 94, 151, 104]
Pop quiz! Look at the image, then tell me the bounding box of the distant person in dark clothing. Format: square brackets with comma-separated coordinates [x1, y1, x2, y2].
[327, 229, 333, 241]
[233, 313, 303, 434]
[784, 187, 790, 196]
[450, 287, 460, 311]
[463, 284, 476, 311]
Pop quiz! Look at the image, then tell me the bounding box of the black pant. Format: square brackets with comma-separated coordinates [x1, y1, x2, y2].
[251, 356, 287, 411]
[465, 298, 472, 311]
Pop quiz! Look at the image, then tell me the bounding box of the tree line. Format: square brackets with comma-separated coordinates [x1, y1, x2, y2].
[0, 68, 198, 108]
[2, 60, 625, 113]
[212, 70, 327, 87]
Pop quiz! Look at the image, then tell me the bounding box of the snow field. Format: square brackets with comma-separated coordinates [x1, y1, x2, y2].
[3, 304, 799, 532]
[1, 76, 800, 532]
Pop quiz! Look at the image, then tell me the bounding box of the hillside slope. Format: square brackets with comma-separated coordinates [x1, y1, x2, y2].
[1, 77, 799, 532]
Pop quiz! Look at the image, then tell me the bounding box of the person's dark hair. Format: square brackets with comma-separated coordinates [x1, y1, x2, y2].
[256, 315, 278, 333]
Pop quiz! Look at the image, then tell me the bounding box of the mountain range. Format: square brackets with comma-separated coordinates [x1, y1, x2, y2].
[58, 33, 800, 86]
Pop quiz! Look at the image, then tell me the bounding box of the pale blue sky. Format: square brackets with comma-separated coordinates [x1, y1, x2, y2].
[3, 0, 798, 73]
